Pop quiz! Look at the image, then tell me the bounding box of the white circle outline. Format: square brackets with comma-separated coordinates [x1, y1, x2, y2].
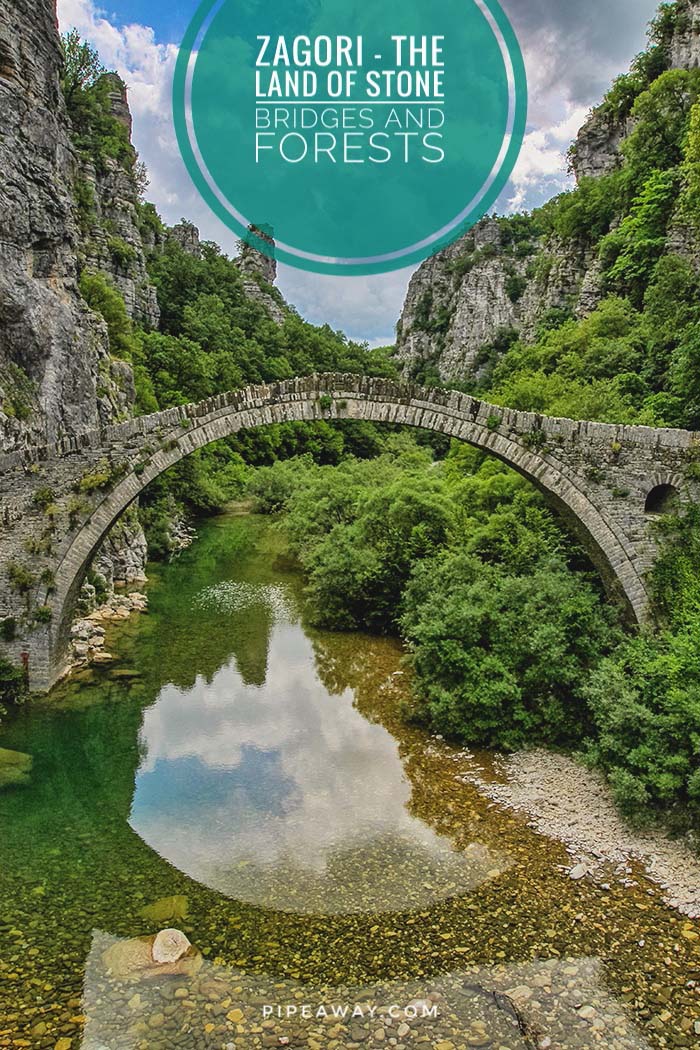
[182, 0, 520, 267]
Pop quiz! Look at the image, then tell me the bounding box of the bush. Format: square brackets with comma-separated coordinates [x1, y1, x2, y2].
[401, 551, 620, 749]
[585, 627, 700, 831]
[107, 236, 137, 271]
[600, 169, 680, 303]
[0, 658, 24, 722]
[505, 273, 528, 303]
[1, 617, 17, 642]
[32, 486, 56, 509]
[7, 562, 35, 594]
[304, 475, 456, 631]
[249, 456, 315, 514]
[79, 271, 138, 360]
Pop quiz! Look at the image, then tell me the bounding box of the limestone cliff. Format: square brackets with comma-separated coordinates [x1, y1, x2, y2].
[396, 219, 600, 384]
[668, 0, 700, 69]
[77, 74, 160, 329]
[0, 0, 131, 451]
[236, 224, 287, 325]
[395, 0, 700, 385]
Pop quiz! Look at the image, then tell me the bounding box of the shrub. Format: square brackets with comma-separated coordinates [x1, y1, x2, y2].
[107, 236, 137, 271]
[249, 456, 315, 514]
[79, 271, 139, 360]
[585, 627, 700, 831]
[78, 459, 112, 493]
[401, 551, 620, 750]
[1, 617, 17, 642]
[32, 487, 56, 509]
[505, 273, 528, 303]
[0, 658, 25, 722]
[7, 562, 35, 594]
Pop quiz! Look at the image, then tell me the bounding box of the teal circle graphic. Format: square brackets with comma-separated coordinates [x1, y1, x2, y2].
[173, 0, 527, 275]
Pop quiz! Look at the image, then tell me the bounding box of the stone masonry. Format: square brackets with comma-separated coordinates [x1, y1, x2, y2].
[1, 374, 699, 690]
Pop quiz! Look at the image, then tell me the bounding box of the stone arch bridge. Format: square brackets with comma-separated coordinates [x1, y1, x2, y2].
[1, 374, 698, 690]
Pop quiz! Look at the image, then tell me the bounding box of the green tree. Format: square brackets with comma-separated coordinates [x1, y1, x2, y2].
[60, 29, 105, 105]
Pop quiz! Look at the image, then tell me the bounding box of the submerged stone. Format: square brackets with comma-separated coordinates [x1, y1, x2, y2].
[152, 927, 191, 963]
[0, 748, 32, 789]
[139, 895, 189, 923]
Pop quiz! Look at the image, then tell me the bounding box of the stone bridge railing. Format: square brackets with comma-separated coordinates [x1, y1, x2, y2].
[1, 374, 698, 690]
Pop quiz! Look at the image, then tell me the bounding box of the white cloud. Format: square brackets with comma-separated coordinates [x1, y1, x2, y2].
[505, 104, 589, 212]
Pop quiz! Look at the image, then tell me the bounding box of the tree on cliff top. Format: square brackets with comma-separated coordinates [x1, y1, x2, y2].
[60, 31, 134, 171]
[60, 29, 105, 105]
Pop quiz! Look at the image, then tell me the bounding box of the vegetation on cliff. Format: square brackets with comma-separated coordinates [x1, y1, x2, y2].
[61, 30, 138, 174]
[474, 48, 700, 429]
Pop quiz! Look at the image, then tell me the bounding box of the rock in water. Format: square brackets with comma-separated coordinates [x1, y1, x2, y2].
[102, 930, 200, 981]
[0, 748, 32, 788]
[569, 863, 588, 880]
[140, 895, 189, 923]
[152, 928, 191, 963]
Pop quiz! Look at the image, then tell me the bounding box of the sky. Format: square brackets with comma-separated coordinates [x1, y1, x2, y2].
[56, 0, 662, 345]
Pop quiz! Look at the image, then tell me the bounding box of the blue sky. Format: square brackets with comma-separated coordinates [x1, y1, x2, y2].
[58, 0, 661, 344]
[101, 1, 190, 42]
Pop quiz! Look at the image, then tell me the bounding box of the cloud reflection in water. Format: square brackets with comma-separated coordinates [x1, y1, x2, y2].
[129, 579, 509, 913]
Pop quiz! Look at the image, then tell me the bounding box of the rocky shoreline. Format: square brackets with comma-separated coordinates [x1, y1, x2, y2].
[456, 749, 700, 919]
[67, 515, 195, 675]
[69, 590, 149, 670]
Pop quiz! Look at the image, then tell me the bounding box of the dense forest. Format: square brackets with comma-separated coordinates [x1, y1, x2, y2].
[4, 10, 697, 837]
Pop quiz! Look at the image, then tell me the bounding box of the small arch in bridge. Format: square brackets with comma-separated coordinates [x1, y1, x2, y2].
[644, 483, 681, 516]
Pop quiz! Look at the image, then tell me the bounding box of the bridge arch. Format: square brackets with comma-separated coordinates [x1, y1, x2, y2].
[37, 374, 660, 689]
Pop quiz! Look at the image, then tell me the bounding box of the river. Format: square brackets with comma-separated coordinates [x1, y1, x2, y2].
[0, 513, 698, 1048]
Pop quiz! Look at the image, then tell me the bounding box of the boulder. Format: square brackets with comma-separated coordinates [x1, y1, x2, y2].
[152, 928, 191, 963]
[102, 929, 201, 982]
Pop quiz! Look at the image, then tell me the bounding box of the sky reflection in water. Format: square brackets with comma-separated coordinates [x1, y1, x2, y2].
[129, 579, 509, 913]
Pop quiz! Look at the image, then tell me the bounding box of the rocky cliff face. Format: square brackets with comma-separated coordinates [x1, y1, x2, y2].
[78, 75, 160, 329]
[397, 219, 601, 384]
[0, 2, 286, 452]
[669, 0, 700, 69]
[571, 0, 700, 183]
[570, 110, 634, 182]
[236, 225, 287, 325]
[0, 0, 152, 601]
[395, 0, 700, 385]
[0, 0, 130, 451]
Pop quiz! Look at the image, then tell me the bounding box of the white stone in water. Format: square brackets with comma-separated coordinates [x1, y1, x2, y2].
[152, 928, 191, 964]
[569, 863, 587, 880]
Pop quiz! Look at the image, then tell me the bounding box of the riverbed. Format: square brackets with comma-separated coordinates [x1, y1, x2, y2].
[0, 513, 698, 1048]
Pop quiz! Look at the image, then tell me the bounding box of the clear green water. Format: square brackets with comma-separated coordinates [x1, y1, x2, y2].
[0, 514, 698, 1049]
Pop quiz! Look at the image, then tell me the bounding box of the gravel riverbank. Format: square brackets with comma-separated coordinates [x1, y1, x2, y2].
[456, 749, 700, 919]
